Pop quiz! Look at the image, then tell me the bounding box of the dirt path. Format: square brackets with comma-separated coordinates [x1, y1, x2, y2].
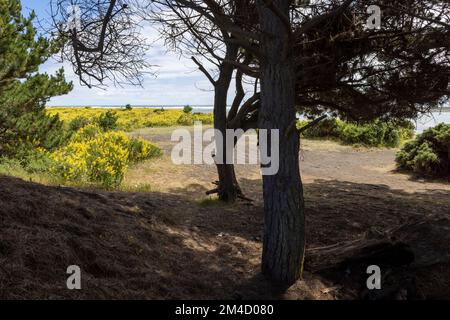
[127, 127, 450, 198]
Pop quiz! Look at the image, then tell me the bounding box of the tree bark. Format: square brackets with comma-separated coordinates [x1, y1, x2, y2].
[258, 0, 306, 286]
[213, 45, 242, 202]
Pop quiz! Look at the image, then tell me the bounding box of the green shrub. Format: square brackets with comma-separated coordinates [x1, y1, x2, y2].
[297, 117, 341, 138]
[128, 138, 163, 163]
[396, 123, 450, 178]
[96, 111, 118, 131]
[397, 120, 416, 141]
[383, 126, 402, 148]
[14, 146, 55, 174]
[177, 113, 194, 126]
[183, 105, 193, 114]
[69, 116, 91, 131]
[0, 145, 54, 175]
[1, 111, 71, 157]
[298, 117, 415, 148]
[339, 121, 387, 147]
[125, 104, 133, 111]
[341, 120, 414, 147]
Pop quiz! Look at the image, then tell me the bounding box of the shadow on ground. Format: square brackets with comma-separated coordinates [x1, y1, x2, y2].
[0, 175, 448, 299]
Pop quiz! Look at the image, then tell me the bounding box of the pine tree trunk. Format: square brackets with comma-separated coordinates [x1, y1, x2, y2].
[258, 0, 306, 286]
[213, 46, 242, 202]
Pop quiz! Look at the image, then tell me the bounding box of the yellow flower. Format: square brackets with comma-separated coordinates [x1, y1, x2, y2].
[49, 124, 160, 188]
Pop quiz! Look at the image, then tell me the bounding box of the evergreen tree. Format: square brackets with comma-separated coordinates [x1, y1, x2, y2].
[0, 0, 72, 158]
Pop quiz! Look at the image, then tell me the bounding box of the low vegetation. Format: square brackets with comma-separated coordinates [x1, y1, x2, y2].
[297, 117, 415, 148]
[396, 123, 450, 178]
[47, 107, 214, 132]
[3, 108, 418, 190]
[1, 108, 163, 189]
[50, 124, 162, 188]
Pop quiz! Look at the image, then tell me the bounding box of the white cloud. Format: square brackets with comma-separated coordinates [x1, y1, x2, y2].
[42, 23, 257, 107]
[44, 24, 217, 106]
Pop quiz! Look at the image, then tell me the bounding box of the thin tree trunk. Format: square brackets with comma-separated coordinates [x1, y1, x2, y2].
[258, 0, 306, 286]
[213, 45, 242, 202]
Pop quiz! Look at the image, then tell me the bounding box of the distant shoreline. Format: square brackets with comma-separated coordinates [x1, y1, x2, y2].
[46, 105, 450, 112]
[46, 105, 215, 109]
[46, 105, 217, 113]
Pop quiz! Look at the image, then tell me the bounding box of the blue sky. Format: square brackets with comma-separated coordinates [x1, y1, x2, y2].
[21, 0, 219, 106]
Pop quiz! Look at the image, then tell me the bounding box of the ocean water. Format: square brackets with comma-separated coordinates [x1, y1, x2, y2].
[415, 111, 450, 132]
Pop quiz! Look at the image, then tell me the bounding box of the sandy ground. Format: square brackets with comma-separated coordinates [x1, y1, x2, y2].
[127, 127, 450, 198]
[0, 128, 449, 299]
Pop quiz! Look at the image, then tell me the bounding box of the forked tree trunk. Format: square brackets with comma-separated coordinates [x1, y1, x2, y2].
[213, 45, 242, 202]
[258, 0, 306, 286]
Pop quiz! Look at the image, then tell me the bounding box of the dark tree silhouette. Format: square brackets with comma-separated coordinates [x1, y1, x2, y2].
[50, 0, 150, 87]
[145, 1, 260, 202]
[292, 1, 450, 123]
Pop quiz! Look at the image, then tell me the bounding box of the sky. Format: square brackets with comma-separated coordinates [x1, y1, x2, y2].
[21, 0, 220, 106]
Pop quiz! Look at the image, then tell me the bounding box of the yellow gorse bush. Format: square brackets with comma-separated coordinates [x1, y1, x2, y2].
[50, 125, 161, 188]
[47, 107, 213, 131]
[45, 107, 197, 188]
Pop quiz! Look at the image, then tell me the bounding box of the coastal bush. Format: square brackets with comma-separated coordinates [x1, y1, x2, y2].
[396, 123, 450, 178]
[12, 146, 55, 174]
[339, 121, 394, 147]
[128, 138, 163, 163]
[183, 105, 193, 114]
[0, 143, 56, 181]
[298, 117, 415, 147]
[177, 113, 194, 126]
[96, 111, 119, 131]
[50, 126, 162, 188]
[297, 117, 341, 138]
[69, 116, 91, 131]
